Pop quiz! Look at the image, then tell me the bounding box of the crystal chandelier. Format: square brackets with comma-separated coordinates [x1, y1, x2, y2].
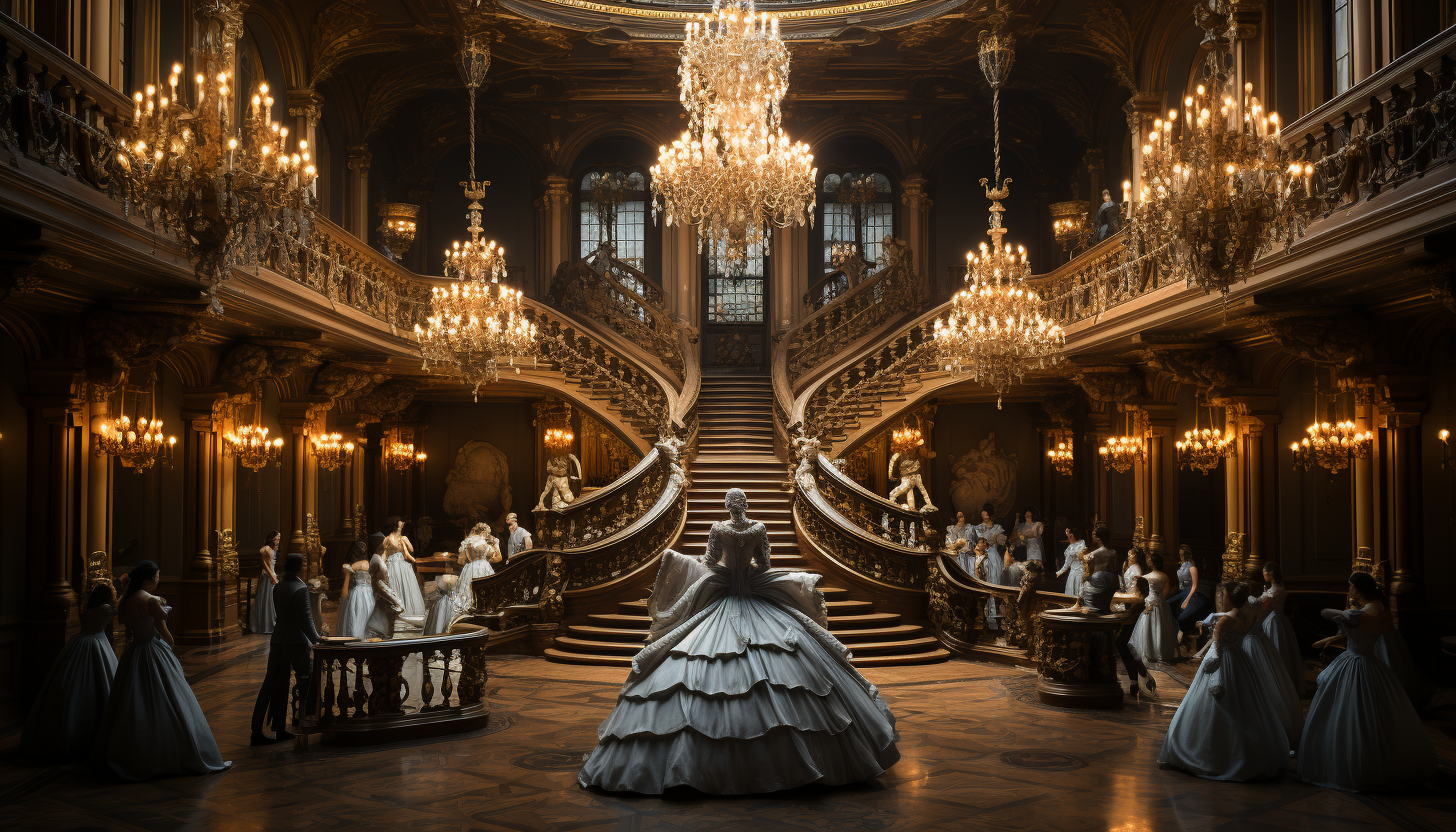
[1099, 409, 1145, 474]
[932, 4, 1063, 408]
[890, 419, 924, 453]
[1292, 420, 1371, 473]
[415, 34, 539, 398]
[650, 0, 817, 273]
[376, 202, 419, 261]
[1046, 427, 1074, 476]
[226, 425, 284, 472]
[1125, 0, 1313, 299]
[114, 1, 316, 315]
[543, 425, 575, 455]
[1176, 403, 1235, 474]
[385, 438, 426, 472]
[94, 374, 177, 471]
[311, 433, 357, 472]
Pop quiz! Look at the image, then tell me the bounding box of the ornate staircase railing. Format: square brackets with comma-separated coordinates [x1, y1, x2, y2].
[793, 454, 931, 594]
[547, 247, 685, 381]
[801, 453, 938, 548]
[926, 553, 1074, 665]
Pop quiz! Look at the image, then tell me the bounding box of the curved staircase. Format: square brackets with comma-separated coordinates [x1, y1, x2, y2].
[546, 374, 949, 668]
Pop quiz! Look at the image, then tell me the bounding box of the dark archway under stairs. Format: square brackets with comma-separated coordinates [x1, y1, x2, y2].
[545, 375, 951, 668]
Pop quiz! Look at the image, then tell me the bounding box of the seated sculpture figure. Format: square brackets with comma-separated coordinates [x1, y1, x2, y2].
[536, 452, 582, 511]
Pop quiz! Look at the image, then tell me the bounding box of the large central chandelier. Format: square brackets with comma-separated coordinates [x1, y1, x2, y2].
[651, 0, 817, 273]
[932, 2, 1063, 407]
[115, 1, 315, 315]
[1125, 0, 1312, 298]
[416, 34, 538, 398]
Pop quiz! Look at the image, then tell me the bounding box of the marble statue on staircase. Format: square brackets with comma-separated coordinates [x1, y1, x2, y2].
[536, 453, 582, 510]
[888, 446, 936, 512]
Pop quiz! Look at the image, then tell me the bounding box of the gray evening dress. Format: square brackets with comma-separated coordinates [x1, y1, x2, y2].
[1296, 608, 1436, 792]
[249, 547, 276, 634]
[1158, 610, 1290, 781]
[335, 568, 375, 640]
[1057, 540, 1087, 597]
[385, 544, 425, 618]
[93, 614, 230, 779]
[577, 521, 900, 794]
[1256, 584, 1305, 697]
[22, 604, 118, 763]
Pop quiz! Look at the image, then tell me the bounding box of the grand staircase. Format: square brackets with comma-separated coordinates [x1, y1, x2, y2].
[545, 374, 949, 668]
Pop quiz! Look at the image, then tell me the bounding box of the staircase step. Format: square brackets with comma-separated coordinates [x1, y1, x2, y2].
[826, 599, 874, 613]
[587, 613, 651, 628]
[827, 612, 901, 629]
[543, 648, 635, 667]
[566, 624, 652, 642]
[827, 624, 928, 640]
[851, 649, 951, 667]
[554, 636, 642, 655]
[839, 636, 943, 655]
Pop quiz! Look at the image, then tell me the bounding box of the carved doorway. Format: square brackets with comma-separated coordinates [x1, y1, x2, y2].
[702, 243, 769, 373]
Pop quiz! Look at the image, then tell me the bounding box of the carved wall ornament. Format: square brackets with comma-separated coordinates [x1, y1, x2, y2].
[82, 308, 206, 387]
[307, 0, 413, 89]
[1251, 311, 1375, 372]
[218, 342, 321, 390]
[948, 432, 1018, 521]
[310, 362, 385, 402]
[215, 529, 239, 579]
[355, 378, 419, 424]
[1134, 344, 1243, 397]
[1069, 365, 1142, 405]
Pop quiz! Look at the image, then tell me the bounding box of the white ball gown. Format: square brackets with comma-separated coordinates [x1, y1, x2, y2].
[335, 567, 376, 640]
[1057, 540, 1087, 597]
[578, 520, 900, 794]
[1255, 584, 1305, 697]
[1158, 610, 1290, 781]
[384, 541, 425, 618]
[1297, 607, 1436, 791]
[368, 553, 405, 639]
[1129, 572, 1179, 666]
[423, 575, 462, 636]
[249, 547, 276, 634]
[1239, 602, 1304, 748]
[93, 612, 230, 779]
[21, 604, 119, 763]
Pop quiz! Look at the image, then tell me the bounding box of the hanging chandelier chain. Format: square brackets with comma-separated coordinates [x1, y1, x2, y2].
[992, 86, 1001, 186]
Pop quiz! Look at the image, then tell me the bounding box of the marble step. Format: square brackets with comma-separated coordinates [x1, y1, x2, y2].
[542, 646, 949, 669]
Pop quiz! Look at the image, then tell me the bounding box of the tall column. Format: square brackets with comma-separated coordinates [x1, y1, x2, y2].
[771, 224, 809, 334]
[535, 174, 573, 296]
[26, 373, 85, 685]
[1223, 412, 1246, 579]
[188, 414, 215, 576]
[899, 175, 933, 304]
[345, 144, 372, 241]
[288, 90, 324, 196]
[1242, 416, 1266, 578]
[1352, 0, 1375, 84]
[1124, 93, 1164, 212]
[134, 0, 162, 90]
[177, 406, 229, 645]
[1379, 374, 1427, 622]
[85, 395, 112, 568]
[663, 221, 702, 331]
[1232, 1, 1266, 102]
[1353, 391, 1377, 569]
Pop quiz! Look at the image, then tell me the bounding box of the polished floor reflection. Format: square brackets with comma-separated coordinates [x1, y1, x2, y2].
[0, 635, 1452, 831]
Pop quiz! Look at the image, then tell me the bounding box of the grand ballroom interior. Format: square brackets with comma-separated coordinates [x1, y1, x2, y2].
[2, 0, 1456, 828]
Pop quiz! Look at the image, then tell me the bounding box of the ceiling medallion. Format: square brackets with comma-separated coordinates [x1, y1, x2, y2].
[1124, 0, 1313, 299]
[115, 1, 315, 316]
[932, 1, 1063, 408]
[416, 34, 539, 399]
[650, 0, 817, 273]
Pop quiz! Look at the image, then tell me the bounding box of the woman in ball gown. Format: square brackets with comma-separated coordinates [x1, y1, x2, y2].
[1297, 572, 1437, 792]
[1158, 581, 1290, 782]
[367, 551, 404, 640]
[1373, 618, 1426, 709]
[1250, 561, 1305, 697]
[1166, 545, 1215, 646]
[1130, 553, 1180, 666]
[1013, 507, 1044, 564]
[1056, 526, 1087, 598]
[1240, 586, 1304, 749]
[578, 488, 899, 794]
[93, 561, 230, 779]
[249, 530, 280, 635]
[972, 505, 1007, 625]
[382, 519, 424, 618]
[22, 580, 123, 763]
[457, 523, 500, 591]
[1122, 546, 1147, 594]
[335, 557, 376, 640]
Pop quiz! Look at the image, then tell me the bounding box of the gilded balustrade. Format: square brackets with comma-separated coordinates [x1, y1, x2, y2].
[926, 552, 1074, 662]
[547, 250, 684, 381]
[303, 627, 490, 745]
[793, 480, 930, 591]
[799, 315, 941, 450]
[806, 454, 936, 548]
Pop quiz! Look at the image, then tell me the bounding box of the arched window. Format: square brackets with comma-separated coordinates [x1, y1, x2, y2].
[819, 171, 895, 273]
[579, 169, 648, 272]
[706, 241, 765, 323]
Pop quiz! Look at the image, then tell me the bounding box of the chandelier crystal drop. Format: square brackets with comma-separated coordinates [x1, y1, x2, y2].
[416, 34, 538, 397]
[1125, 0, 1313, 299]
[1099, 409, 1145, 474]
[1046, 427, 1074, 476]
[311, 433, 357, 472]
[932, 2, 1063, 408]
[115, 1, 316, 315]
[1291, 420, 1372, 473]
[1176, 404, 1235, 474]
[651, 0, 817, 273]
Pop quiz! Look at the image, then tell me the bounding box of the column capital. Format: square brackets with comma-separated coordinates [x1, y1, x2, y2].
[536, 174, 572, 211]
[900, 176, 933, 211]
[346, 144, 373, 172]
[287, 89, 325, 123]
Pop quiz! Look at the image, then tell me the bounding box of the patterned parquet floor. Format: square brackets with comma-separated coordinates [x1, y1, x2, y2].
[1, 634, 1454, 832]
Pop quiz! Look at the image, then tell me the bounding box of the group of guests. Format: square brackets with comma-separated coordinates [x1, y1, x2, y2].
[22, 560, 233, 777]
[1161, 570, 1436, 791]
[945, 505, 1046, 628]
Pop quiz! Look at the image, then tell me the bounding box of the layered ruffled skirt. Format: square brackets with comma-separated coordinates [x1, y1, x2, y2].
[578, 552, 899, 794]
[21, 630, 117, 763]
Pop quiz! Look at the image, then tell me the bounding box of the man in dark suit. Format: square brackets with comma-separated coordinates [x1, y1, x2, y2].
[251, 552, 320, 745]
[1077, 563, 1157, 701]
